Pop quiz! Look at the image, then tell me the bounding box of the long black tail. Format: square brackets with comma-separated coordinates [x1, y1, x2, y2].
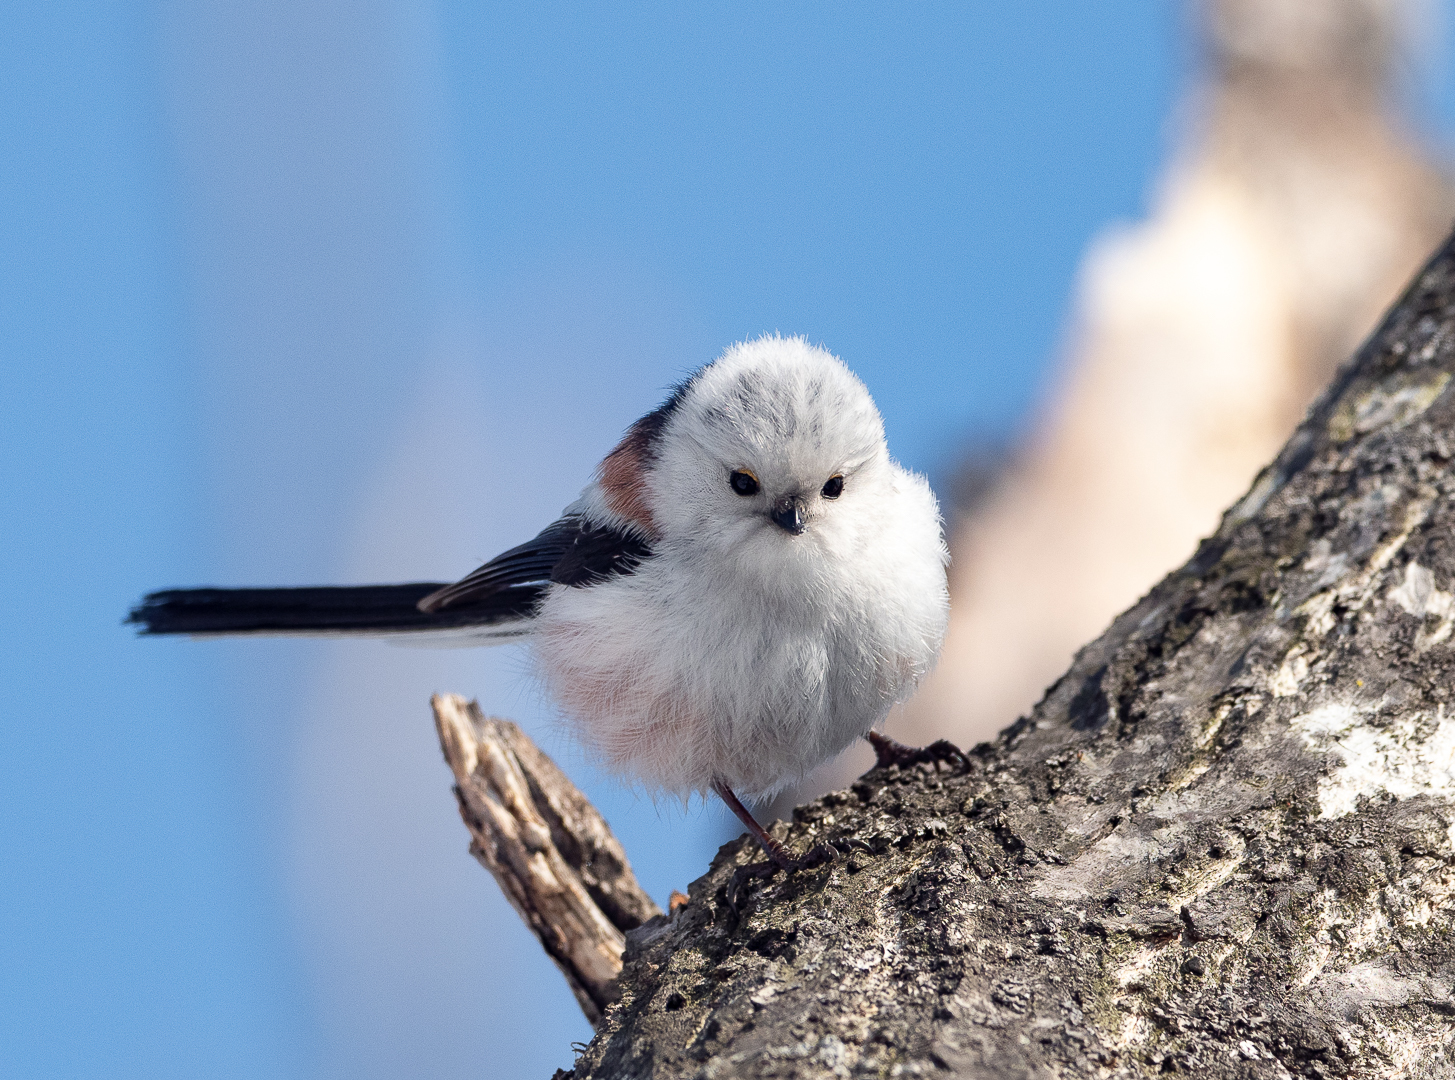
[126, 583, 543, 636]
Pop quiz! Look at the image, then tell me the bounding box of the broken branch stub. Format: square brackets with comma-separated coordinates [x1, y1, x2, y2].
[431, 693, 660, 1026]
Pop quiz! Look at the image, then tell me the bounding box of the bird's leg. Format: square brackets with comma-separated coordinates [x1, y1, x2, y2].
[864, 729, 969, 772]
[713, 780, 836, 913]
[713, 781, 832, 871]
[713, 780, 791, 869]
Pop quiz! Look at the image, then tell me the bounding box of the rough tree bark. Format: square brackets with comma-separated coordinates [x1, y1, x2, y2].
[516, 230, 1455, 1079]
[432, 694, 661, 1025]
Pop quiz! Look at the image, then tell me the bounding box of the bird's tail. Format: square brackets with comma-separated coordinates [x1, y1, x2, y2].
[126, 583, 542, 639]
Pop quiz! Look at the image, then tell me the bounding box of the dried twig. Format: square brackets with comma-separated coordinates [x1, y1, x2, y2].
[431, 693, 661, 1026]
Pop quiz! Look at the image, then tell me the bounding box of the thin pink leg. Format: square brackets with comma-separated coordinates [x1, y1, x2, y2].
[712, 780, 796, 870]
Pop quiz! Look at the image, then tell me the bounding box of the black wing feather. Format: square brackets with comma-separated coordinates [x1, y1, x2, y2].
[417, 515, 653, 612]
[416, 518, 580, 612]
[550, 523, 653, 586]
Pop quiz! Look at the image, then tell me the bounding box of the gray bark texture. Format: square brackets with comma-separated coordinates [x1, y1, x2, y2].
[556, 232, 1455, 1079]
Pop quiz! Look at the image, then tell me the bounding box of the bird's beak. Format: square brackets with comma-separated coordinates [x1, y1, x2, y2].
[770, 494, 807, 535]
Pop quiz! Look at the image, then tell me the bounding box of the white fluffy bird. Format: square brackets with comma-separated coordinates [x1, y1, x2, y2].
[131, 336, 951, 869]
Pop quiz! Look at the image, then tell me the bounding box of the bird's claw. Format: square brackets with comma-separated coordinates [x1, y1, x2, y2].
[725, 841, 838, 914]
[725, 860, 776, 913]
[778, 841, 837, 872]
[865, 730, 969, 772]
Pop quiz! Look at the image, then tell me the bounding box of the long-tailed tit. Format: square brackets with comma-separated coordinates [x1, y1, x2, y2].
[130, 336, 951, 870]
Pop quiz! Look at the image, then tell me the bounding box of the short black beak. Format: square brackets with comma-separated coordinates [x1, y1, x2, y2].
[770, 494, 807, 535]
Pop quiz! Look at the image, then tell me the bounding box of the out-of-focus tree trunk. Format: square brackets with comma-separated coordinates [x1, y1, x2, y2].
[894, 0, 1455, 757]
[562, 232, 1455, 1079]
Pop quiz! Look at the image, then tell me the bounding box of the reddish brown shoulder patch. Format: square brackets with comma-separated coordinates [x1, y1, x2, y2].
[598, 424, 659, 536]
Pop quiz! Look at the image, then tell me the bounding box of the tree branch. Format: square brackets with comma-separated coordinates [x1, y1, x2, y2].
[431, 694, 660, 1026]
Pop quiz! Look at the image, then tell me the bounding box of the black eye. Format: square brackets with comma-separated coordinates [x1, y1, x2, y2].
[821, 475, 844, 499]
[730, 470, 759, 496]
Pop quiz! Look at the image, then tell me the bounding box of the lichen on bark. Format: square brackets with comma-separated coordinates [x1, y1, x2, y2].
[564, 232, 1455, 1079]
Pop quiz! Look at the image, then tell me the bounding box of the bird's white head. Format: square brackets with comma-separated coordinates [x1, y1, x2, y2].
[591, 336, 893, 569]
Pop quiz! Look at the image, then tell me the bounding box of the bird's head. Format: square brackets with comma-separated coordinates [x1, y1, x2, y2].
[596, 336, 893, 577]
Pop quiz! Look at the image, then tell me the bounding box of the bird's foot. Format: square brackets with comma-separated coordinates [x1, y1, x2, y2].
[725, 841, 838, 913]
[770, 840, 838, 874]
[713, 780, 858, 914]
[724, 860, 776, 913]
[865, 730, 969, 772]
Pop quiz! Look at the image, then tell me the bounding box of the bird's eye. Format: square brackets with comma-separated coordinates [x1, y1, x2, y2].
[730, 469, 760, 496]
[821, 475, 844, 499]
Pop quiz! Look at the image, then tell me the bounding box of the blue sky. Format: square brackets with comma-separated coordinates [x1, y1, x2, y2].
[3, 3, 1451, 1078]
[439, 5, 1181, 475]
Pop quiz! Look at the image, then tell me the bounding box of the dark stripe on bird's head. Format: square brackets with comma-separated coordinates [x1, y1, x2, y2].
[597, 369, 701, 535]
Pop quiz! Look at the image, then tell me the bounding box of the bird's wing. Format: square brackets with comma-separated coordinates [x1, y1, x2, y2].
[550, 520, 654, 587]
[417, 516, 652, 612]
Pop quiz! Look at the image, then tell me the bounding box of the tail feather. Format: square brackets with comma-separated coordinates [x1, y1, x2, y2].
[127, 583, 543, 637]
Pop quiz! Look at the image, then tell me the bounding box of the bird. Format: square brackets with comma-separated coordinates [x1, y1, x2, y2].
[129, 335, 952, 873]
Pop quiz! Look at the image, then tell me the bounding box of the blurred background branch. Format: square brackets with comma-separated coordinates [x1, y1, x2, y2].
[748, 0, 1455, 812]
[900, 0, 1455, 750]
